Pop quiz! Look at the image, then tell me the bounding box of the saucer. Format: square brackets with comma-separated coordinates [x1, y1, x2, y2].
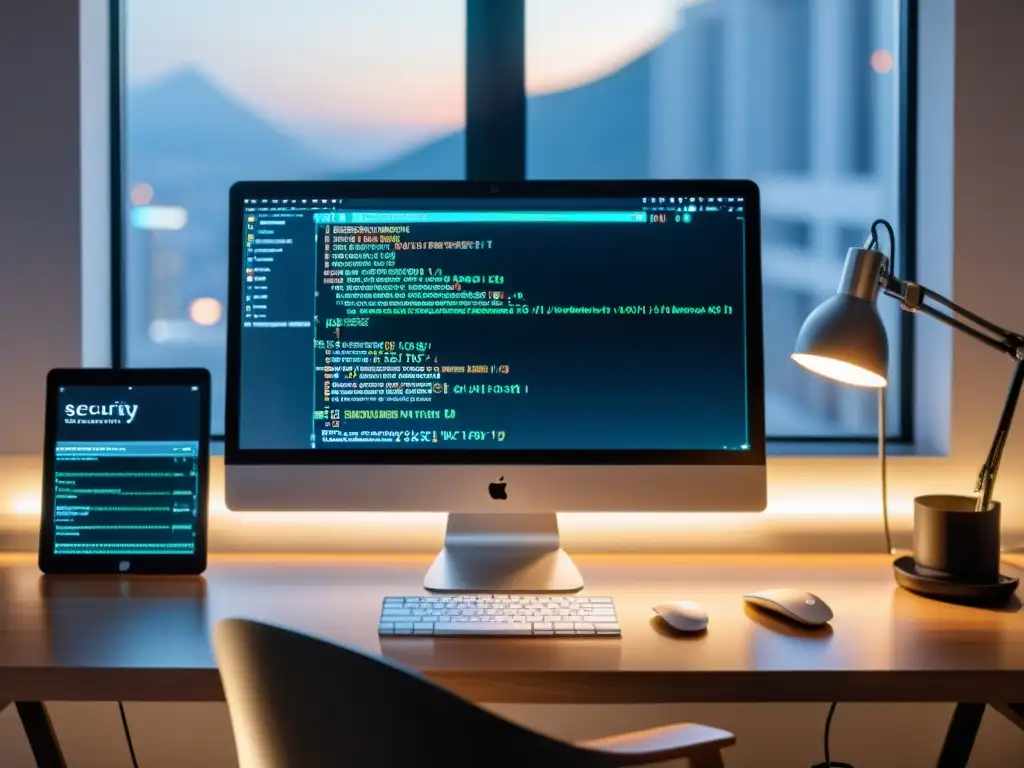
[893, 555, 1019, 604]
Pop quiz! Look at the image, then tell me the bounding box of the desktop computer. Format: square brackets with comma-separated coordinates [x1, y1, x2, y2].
[225, 181, 765, 594]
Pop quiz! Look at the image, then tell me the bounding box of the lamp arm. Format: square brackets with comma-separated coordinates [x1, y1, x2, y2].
[879, 276, 1024, 358]
[976, 359, 1024, 511]
[918, 285, 1018, 340]
[914, 303, 1019, 356]
[880, 274, 1024, 512]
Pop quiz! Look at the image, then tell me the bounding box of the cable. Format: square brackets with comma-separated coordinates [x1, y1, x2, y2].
[809, 702, 855, 768]
[878, 387, 893, 555]
[869, 217, 896, 557]
[869, 218, 896, 277]
[118, 701, 140, 768]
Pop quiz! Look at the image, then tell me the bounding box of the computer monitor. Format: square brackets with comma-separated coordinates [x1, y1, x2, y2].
[226, 181, 765, 592]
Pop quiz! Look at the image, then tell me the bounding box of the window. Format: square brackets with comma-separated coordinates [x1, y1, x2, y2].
[525, 0, 906, 438]
[763, 218, 813, 251]
[120, 0, 466, 432]
[118, 0, 912, 440]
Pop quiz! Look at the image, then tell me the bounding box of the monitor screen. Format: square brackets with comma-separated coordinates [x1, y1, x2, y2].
[235, 191, 755, 454]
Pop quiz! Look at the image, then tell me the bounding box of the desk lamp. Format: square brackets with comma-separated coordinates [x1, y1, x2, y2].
[792, 219, 1020, 603]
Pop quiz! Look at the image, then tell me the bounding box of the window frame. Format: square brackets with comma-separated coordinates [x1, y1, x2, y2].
[108, 0, 919, 446]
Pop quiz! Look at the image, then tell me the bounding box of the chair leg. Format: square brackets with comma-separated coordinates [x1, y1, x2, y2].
[689, 748, 725, 768]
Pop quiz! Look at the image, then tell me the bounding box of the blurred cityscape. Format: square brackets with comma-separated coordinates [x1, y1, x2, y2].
[124, 0, 901, 436]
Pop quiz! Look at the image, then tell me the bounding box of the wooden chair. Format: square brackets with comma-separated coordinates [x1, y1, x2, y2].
[214, 618, 735, 767]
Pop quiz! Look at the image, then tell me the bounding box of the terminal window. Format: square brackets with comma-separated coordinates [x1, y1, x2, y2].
[238, 196, 752, 452]
[52, 385, 201, 555]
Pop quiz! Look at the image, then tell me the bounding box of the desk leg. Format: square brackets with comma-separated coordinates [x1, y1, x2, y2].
[992, 702, 1024, 731]
[15, 702, 67, 768]
[936, 703, 985, 768]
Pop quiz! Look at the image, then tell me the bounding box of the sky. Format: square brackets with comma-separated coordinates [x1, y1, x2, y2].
[125, 0, 686, 133]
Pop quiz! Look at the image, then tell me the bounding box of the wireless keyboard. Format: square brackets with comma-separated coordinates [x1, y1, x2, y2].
[378, 595, 621, 637]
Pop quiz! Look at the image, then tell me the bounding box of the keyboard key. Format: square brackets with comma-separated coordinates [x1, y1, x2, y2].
[434, 623, 533, 636]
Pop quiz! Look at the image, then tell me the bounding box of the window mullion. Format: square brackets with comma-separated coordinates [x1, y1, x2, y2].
[465, 0, 526, 180]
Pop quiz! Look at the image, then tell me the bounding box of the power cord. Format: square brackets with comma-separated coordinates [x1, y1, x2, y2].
[878, 386, 893, 555]
[118, 701, 140, 768]
[870, 217, 896, 557]
[809, 702, 855, 768]
[808, 219, 896, 768]
[869, 218, 896, 279]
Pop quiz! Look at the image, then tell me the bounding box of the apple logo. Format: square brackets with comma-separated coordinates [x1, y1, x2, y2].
[118, 561, 131, 572]
[488, 476, 508, 500]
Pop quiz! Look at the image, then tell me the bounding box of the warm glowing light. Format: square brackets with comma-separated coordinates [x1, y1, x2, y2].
[189, 297, 223, 326]
[791, 353, 887, 388]
[11, 493, 40, 516]
[130, 182, 154, 206]
[870, 49, 894, 74]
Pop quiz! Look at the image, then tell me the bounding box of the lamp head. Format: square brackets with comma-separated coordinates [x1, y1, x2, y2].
[791, 246, 890, 388]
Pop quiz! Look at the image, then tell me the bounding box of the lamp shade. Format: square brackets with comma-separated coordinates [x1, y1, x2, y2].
[791, 294, 889, 388]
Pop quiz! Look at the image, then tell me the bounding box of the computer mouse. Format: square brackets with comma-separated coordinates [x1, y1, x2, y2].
[743, 588, 833, 626]
[653, 600, 709, 633]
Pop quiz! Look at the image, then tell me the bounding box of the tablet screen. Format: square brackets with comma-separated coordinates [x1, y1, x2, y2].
[50, 383, 204, 559]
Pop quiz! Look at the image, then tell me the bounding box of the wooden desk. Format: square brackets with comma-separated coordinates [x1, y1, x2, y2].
[0, 552, 1022, 767]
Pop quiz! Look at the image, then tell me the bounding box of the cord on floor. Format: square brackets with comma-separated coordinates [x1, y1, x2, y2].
[809, 702, 855, 768]
[118, 701, 140, 768]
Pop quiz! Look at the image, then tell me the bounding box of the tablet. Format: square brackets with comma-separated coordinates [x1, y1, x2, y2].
[40, 368, 210, 575]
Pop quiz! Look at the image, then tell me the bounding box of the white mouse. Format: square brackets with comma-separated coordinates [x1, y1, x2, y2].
[653, 600, 709, 633]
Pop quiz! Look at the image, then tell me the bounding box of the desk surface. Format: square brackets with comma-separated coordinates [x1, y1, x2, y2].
[0, 553, 1021, 704]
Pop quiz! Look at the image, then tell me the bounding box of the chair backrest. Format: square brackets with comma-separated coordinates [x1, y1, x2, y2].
[214, 619, 608, 768]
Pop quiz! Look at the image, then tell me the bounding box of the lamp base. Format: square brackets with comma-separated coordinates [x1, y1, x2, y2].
[893, 555, 1019, 605]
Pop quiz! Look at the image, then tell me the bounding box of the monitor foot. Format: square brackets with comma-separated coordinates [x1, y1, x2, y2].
[423, 513, 584, 593]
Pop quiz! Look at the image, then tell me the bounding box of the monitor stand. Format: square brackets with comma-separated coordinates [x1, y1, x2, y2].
[423, 513, 584, 593]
